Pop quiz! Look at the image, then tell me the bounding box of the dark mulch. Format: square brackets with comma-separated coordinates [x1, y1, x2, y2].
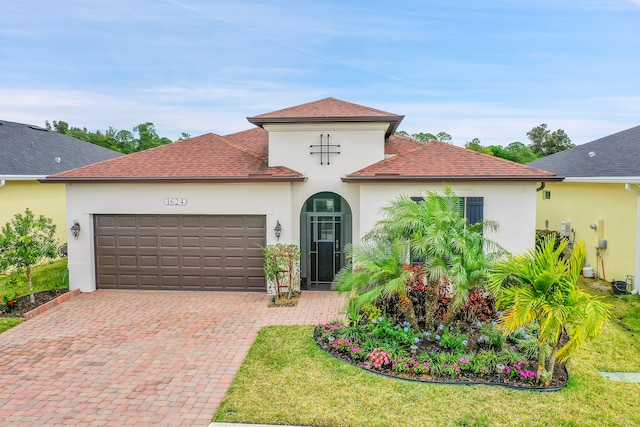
[0, 290, 69, 318]
[268, 292, 301, 307]
[314, 333, 568, 391]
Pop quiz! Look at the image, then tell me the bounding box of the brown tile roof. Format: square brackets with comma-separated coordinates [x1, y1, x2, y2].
[44, 133, 304, 183]
[247, 97, 404, 137]
[384, 134, 422, 155]
[344, 141, 562, 182]
[224, 127, 268, 157]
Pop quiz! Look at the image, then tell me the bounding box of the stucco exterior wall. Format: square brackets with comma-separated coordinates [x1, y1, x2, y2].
[536, 182, 638, 284]
[358, 182, 538, 255]
[0, 180, 67, 246]
[65, 182, 293, 292]
[266, 122, 387, 245]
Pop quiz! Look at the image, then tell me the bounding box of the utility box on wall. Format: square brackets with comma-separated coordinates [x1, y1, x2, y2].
[560, 221, 571, 237]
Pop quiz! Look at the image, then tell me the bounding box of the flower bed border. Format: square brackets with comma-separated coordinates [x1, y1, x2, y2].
[316, 340, 569, 392]
[23, 289, 80, 319]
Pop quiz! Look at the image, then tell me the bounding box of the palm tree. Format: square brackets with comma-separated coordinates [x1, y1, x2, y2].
[369, 186, 502, 316]
[334, 239, 416, 327]
[488, 237, 610, 383]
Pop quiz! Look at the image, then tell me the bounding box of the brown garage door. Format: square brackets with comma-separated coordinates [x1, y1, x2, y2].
[94, 215, 266, 291]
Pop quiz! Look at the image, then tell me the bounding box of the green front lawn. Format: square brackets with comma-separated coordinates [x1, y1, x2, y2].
[214, 282, 640, 427]
[0, 259, 68, 333]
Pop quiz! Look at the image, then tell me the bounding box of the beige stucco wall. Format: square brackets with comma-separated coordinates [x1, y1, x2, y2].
[65, 182, 293, 292]
[0, 180, 67, 246]
[536, 182, 638, 284]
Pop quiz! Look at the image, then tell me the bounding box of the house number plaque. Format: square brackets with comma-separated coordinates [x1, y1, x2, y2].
[164, 197, 187, 206]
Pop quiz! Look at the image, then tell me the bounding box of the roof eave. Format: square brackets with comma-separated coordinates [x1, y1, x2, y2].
[39, 176, 307, 184]
[341, 175, 563, 183]
[247, 115, 404, 138]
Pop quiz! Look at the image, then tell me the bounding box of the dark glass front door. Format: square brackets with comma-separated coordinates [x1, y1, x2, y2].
[301, 192, 351, 289]
[310, 215, 341, 284]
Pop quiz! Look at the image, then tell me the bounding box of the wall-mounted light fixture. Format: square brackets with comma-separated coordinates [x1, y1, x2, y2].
[274, 220, 282, 241]
[590, 223, 598, 231]
[70, 220, 81, 240]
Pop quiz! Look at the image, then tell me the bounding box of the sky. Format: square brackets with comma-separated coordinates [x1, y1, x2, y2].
[1, 0, 640, 147]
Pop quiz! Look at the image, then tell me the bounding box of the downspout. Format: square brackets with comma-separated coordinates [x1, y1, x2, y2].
[536, 182, 546, 192]
[624, 183, 640, 294]
[0, 179, 5, 189]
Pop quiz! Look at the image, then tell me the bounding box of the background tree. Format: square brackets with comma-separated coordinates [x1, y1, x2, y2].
[47, 120, 180, 154]
[396, 131, 453, 144]
[0, 209, 58, 303]
[465, 139, 539, 163]
[527, 123, 574, 156]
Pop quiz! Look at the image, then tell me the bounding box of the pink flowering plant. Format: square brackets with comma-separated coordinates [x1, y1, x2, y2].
[367, 348, 391, 370]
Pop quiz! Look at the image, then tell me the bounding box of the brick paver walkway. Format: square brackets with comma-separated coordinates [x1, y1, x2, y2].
[0, 291, 344, 426]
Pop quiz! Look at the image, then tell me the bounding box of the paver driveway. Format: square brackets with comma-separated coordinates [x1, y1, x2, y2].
[0, 290, 344, 426]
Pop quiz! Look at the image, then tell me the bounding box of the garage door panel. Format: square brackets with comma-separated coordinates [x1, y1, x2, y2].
[119, 255, 138, 267]
[140, 256, 158, 267]
[181, 216, 201, 228]
[159, 216, 179, 228]
[95, 215, 265, 291]
[161, 256, 179, 267]
[118, 236, 137, 248]
[98, 255, 117, 268]
[138, 216, 159, 228]
[117, 216, 137, 228]
[139, 236, 158, 248]
[140, 275, 160, 287]
[182, 256, 201, 268]
[160, 236, 179, 248]
[182, 236, 201, 248]
[97, 236, 116, 248]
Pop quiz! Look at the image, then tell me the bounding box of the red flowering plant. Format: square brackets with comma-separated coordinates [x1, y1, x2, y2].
[1, 291, 22, 312]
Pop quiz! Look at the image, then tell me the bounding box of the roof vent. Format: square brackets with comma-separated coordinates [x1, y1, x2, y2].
[54, 157, 61, 163]
[588, 151, 596, 158]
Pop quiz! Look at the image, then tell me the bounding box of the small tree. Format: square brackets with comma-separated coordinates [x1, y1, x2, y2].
[263, 244, 301, 299]
[0, 209, 58, 303]
[488, 237, 610, 384]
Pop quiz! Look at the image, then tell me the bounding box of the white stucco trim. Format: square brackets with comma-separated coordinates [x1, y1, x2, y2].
[0, 175, 47, 180]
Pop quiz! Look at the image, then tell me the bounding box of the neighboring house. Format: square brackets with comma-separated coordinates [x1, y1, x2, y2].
[44, 98, 560, 293]
[528, 125, 640, 293]
[0, 120, 123, 246]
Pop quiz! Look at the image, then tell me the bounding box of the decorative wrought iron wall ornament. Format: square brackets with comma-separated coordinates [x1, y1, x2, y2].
[310, 134, 340, 165]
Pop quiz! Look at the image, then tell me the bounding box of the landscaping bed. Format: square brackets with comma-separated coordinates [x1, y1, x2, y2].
[0, 289, 70, 318]
[314, 318, 569, 391]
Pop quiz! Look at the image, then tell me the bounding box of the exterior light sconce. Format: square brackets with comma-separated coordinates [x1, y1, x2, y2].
[70, 220, 81, 240]
[590, 223, 597, 230]
[274, 220, 282, 241]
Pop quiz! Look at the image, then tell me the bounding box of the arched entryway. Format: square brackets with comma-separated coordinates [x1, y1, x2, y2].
[300, 192, 352, 290]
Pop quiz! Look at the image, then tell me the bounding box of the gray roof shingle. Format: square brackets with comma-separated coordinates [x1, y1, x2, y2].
[527, 125, 640, 178]
[0, 120, 122, 176]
